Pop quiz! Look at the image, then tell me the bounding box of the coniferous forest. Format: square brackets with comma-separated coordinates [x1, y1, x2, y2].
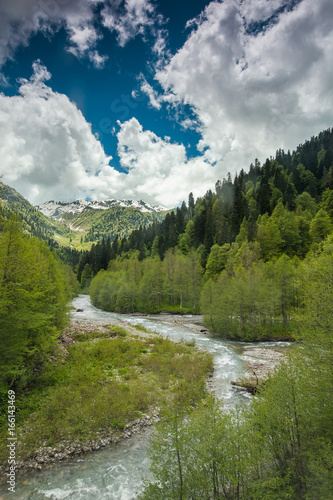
[0, 129, 332, 498]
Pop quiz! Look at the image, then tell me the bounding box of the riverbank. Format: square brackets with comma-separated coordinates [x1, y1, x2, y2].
[0, 309, 289, 476]
[4, 411, 160, 474]
[0, 317, 212, 474]
[231, 344, 290, 393]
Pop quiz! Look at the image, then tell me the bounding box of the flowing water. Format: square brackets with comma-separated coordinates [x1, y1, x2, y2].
[0, 295, 287, 499]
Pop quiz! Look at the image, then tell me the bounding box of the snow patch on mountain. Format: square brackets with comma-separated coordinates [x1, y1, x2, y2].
[35, 199, 167, 219]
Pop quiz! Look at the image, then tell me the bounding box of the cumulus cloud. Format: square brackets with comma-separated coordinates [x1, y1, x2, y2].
[0, 61, 118, 203]
[154, 0, 333, 172]
[116, 118, 217, 206]
[0, 63, 214, 207]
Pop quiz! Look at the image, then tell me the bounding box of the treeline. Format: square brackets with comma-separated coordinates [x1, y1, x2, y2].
[0, 211, 78, 397]
[90, 249, 203, 313]
[139, 240, 333, 499]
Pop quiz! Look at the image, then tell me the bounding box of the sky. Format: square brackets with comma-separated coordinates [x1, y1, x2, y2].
[0, 0, 332, 208]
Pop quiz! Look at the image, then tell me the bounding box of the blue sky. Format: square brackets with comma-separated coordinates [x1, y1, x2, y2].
[0, 0, 332, 207]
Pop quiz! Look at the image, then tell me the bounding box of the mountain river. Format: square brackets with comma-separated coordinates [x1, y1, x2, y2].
[0, 295, 289, 500]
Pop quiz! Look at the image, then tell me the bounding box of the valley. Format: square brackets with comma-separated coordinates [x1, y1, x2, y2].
[0, 183, 170, 251]
[1, 128, 333, 499]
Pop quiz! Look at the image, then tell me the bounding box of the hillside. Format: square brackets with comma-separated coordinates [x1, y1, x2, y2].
[88, 128, 333, 323]
[0, 182, 75, 243]
[35, 200, 170, 246]
[0, 183, 170, 253]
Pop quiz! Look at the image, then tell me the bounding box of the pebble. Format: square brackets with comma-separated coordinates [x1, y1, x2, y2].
[0, 411, 160, 473]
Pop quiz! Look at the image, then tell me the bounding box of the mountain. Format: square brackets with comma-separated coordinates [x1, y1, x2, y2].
[1, 183, 170, 251]
[35, 198, 170, 246]
[36, 199, 167, 219]
[0, 182, 75, 242]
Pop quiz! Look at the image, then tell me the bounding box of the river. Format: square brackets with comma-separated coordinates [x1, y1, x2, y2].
[0, 295, 288, 500]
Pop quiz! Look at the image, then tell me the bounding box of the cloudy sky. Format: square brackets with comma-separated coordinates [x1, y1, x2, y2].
[0, 0, 332, 207]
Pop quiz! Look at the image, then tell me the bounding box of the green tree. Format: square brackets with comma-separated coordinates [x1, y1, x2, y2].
[320, 188, 333, 219]
[309, 208, 333, 243]
[80, 263, 93, 290]
[0, 214, 70, 389]
[257, 214, 283, 260]
[205, 243, 230, 278]
[139, 257, 164, 311]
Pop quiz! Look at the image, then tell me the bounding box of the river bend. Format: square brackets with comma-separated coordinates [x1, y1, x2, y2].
[1, 295, 287, 499]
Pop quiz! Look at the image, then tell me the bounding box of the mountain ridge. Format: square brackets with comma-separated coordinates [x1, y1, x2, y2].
[36, 199, 167, 219]
[1, 182, 170, 251]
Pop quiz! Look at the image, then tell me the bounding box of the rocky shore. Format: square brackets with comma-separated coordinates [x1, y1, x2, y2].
[1, 411, 160, 475]
[231, 344, 290, 393]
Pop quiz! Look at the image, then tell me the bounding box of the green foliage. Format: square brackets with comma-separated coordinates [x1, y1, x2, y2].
[141, 245, 333, 498]
[309, 208, 333, 243]
[297, 237, 333, 351]
[0, 213, 72, 390]
[201, 255, 298, 340]
[0, 333, 212, 462]
[80, 262, 93, 290]
[90, 249, 203, 313]
[205, 243, 230, 278]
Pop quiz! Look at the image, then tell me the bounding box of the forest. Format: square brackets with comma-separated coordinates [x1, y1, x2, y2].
[88, 128, 333, 341]
[0, 208, 78, 396]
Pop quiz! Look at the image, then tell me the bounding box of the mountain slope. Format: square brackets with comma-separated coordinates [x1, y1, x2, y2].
[34, 198, 170, 246]
[0, 183, 170, 251]
[65, 206, 170, 244]
[36, 198, 167, 218]
[0, 182, 75, 242]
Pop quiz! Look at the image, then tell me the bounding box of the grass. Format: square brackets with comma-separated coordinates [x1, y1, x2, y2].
[0, 328, 213, 464]
[71, 325, 128, 342]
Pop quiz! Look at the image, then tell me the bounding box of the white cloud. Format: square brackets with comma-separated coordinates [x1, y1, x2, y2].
[0, 62, 117, 204]
[140, 78, 162, 109]
[66, 24, 99, 56]
[0, 63, 215, 208]
[0, 0, 109, 70]
[154, 0, 333, 172]
[101, 0, 160, 47]
[0, 0, 168, 71]
[115, 117, 218, 206]
[241, 0, 288, 23]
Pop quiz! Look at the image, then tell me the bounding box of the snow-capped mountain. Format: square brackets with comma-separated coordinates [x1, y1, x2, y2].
[35, 199, 167, 219]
